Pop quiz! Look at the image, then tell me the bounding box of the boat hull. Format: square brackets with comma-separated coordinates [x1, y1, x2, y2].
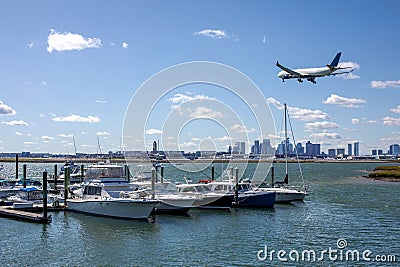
[67, 199, 157, 219]
[234, 191, 276, 208]
[258, 188, 306, 203]
[195, 194, 234, 210]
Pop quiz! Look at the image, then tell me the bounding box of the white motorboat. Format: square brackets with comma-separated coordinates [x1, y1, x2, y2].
[67, 163, 157, 219]
[131, 181, 197, 214]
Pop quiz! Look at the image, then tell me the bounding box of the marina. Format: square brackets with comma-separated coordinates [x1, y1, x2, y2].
[0, 161, 399, 266]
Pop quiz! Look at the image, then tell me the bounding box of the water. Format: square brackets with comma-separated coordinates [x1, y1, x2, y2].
[0, 162, 399, 266]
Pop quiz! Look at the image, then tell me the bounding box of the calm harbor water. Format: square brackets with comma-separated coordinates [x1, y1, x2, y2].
[0, 162, 399, 266]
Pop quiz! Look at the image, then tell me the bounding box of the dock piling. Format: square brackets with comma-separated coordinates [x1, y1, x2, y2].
[64, 167, 70, 204]
[15, 154, 19, 180]
[234, 167, 239, 206]
[54, 164, 58, 191]
[23, 164, 27, 188]
[43, 170, 48, 219]
[211, 165, 215, 180]
[80, 164, 84, 183]
[151, 167, 156, 200]
[271, 166, 274, 186]
[160, 165, 164, 183]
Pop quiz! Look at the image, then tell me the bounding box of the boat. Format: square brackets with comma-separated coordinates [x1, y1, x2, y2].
[203, 178, 276, 208]
[7, 187, 43, 209]
[0, 179, 43, 198]
[66, 163, 158, 220]
[175, 181, 234, 210]
[131, 181, 196, 214]
[258, 103, 307, 203]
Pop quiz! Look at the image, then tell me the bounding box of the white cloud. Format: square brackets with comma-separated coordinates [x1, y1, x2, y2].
[47, 29, 102, 53]
[323, 94, 366, 108]
[58, 134, 73, 138]
[194, 29, 228, 39]
[81, 131, 88, 135]
[95, 100, 107, 104]
[24, 141, 37, 145]
[27, 42, 33, 49]
[122, 42, 128, 48]
[180, 141, 198, 148]
[41, 81, 47, 87]
[262, 36, 267, 43]
[96, 131, 110, 136]
[15, 131, 22, 136]
[145, 129, 163, 135]
[371, 80, 400, 89]
[310, 132, 342, 140]
[188, 106, 224, 119]
[168, 93, 215, 106]
[2, 120, 28, 126]
[230, 124, 256, 133]
[0, 101, 16, 116]
[39, 114, 45, 118]
[351, 117, 378, 124]
[337, 61, 360, 78]
[304, 121, 340, 131]
[390, 105, 400, 114]
[42, 135, 55, 140]
[215, 136, 231, 142]
[52, 114, 100, 123]
[267, 98, 329, 121]
[382, 116, 400, 126]
[194, 29, 238, 41]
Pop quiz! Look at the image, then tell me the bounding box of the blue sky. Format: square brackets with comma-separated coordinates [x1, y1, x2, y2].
[0, 1, 399, 155]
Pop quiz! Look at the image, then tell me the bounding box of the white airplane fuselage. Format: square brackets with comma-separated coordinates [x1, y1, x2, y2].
[277, 66, 336, 79]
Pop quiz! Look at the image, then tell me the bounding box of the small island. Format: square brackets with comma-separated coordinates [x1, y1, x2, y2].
[368, 166, 400, 182]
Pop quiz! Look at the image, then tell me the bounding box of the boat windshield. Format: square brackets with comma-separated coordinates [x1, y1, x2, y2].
[86, 166, 125, 179]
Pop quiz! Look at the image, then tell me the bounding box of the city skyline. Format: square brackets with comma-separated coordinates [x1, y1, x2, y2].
[0, 1, 399, 155]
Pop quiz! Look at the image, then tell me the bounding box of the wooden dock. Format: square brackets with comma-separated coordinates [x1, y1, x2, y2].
[0, 206, 52, 223]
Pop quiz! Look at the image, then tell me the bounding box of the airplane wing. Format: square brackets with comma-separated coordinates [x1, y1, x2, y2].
[276, 61, 302, 77]
[329, 69, 354, 76]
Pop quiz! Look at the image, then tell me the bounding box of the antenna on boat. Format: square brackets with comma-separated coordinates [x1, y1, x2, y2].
[73, 135, 77, 156]
[97, 137, 103, 156]
[284, 103, 289, 184]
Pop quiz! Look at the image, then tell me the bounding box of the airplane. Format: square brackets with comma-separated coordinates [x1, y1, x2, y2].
[276, 52, 353, 84]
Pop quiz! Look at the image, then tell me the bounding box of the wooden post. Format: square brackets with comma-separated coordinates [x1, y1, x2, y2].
[160, 165, 164, 183]
[80, 164, 84, 183]
[54, 164, 58, 191]
[43, 170, 48, 219]
[234, 167, 239, 206]
[151, 167, 156, 200]
[23, 164, 27, 188]
[211, 165, 215, 180]
[15, 154, 19, 180]
[64, 167, 70, 204]
[271, 166, 275, 187]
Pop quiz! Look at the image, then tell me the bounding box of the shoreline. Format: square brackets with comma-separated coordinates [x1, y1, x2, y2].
[0, 157, 398, 164]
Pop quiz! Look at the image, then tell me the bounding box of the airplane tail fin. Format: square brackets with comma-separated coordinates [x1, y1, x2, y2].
[329, 52, 342, 67]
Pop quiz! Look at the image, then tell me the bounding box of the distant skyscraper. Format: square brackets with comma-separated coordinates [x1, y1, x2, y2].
[378, 149, 383, 155]
[296, 143, 304, 155]
[312, 144, 320, 157]
[305, 141, 313, 156]
[354, 142, 359, 156]
[389, 144, 399, 155]
[328, 149, 336, 157]
[348, 143, 352, 156]
[228, 145, 232, 154]
[254, 140, 260, 154]
[337, 148, 345, 155]
[152, 141, 157, 154]
[240, 142, 246, 154]
[372, 149, 377, 156]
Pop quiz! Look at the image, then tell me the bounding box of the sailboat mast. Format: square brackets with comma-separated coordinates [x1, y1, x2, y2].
[284, 103, 288, 184]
